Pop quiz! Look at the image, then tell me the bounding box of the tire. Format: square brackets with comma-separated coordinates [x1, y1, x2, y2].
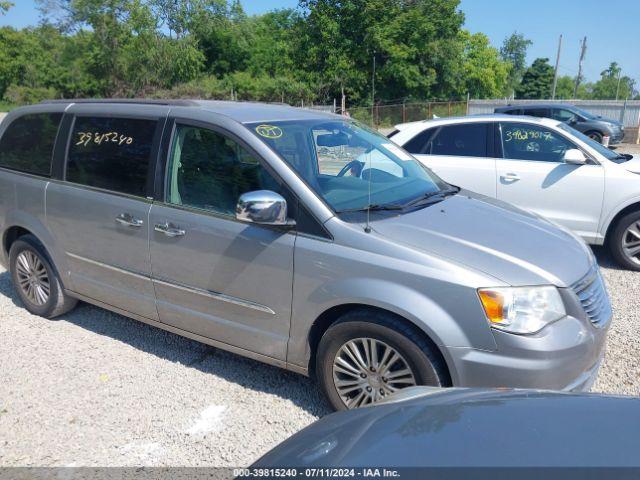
[586, 131, 604, 144]
[608, 211, 640, 271]
[9, 234, 77, 318]
[316, 309, 448, 411]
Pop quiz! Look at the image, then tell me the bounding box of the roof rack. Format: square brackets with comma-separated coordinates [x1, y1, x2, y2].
[41, 98, 200, 107]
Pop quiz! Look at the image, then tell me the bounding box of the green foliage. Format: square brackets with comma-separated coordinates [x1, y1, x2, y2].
[516, 58, 554, 99]
[590, 62, 637, 100]
[500, 32, 532, 97]
[0, 1, 12, 14]
[459, 31, 510, 99]
[1, 0, 630, 109]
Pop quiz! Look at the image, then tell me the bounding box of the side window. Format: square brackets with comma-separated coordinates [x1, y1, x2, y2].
[500, 123, 577, 162]
[429, 124, 488, 157]
[551, 108, 577, 123]
[66, 117, 157, 196]
[523, 108, 550, 118]
[166, 124, 285, 216]
[0, 113, 62, 176]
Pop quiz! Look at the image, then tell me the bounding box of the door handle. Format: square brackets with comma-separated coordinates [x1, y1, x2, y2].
[115, 213, 144, 227]
[501, 173, 520, 182]
[154, 222, 186, 237]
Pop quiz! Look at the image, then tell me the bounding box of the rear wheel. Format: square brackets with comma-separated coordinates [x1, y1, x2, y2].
[316, 309, 448, 411]
[9, 235, 77, 318]
[609, 211, 640, 271]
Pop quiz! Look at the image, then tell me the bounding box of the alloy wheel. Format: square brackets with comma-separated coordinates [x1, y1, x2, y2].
[15, 250, 50, 306]
[622, 221, 640, 266]
[332, 338, 417, 409]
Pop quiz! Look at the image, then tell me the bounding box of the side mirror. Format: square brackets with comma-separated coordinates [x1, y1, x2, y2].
[563, 149, 587, 165]
[236, 190, 295, 227]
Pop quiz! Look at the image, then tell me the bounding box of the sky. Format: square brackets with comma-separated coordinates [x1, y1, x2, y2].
[1, 0, 638, 87]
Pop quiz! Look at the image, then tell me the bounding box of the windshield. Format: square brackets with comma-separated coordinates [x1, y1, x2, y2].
[571, 106, 596, 120]
[557, 123, 624, 162]
[248, 119, 450, 213]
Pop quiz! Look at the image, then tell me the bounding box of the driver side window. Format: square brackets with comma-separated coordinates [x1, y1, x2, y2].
[166, 124, 284, 216]
[500, 123, 576, 163]
[552, 108, 577, 123]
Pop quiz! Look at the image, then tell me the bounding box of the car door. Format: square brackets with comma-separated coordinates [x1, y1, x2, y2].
[495, 121, 605, 239]
[148, 120, 295, 360]
[402, 123, 497, 197]
[46, 110, 165, 320]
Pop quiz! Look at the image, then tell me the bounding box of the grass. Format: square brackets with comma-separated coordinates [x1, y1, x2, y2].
[0, 101, 18, 112]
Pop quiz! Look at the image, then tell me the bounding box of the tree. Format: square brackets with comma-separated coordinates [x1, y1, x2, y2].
[516, 57, 554, 99]
[499, 32, 532, 97]
[590, 62, 637, 100]
[295, 0, 466, 104]
[0, 2, 12, 15]
[459, 31, 510, 98]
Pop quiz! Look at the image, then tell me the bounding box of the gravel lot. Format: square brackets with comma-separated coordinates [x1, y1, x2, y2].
[1, 249, 639, 467]
[0, 143, 639, 467]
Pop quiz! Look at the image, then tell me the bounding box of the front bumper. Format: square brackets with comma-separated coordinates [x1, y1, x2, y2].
[609, 129, 625, 145]
[446, 314, 609, 392]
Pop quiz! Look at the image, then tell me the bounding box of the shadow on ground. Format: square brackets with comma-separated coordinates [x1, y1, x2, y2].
[0, 270, 331, 417]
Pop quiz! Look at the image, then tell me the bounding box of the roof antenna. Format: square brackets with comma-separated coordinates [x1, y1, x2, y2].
[365, 51, 375, 234]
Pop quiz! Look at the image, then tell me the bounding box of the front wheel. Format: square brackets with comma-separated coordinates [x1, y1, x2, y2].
[9, 235, 78, 318]
[609, 211, 640, 271]
[586, 131, 604, 143]
[316, 310, 448, 411]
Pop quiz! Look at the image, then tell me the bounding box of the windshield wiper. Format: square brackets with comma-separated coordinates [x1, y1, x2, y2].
[336, 203, 404, 214]
[403, 186, 460, 208]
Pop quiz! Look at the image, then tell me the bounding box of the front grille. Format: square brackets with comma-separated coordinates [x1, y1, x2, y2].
[571, 267, 612, 328]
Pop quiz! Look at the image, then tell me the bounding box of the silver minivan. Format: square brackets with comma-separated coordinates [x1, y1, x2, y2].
[0, 100, 611, 410]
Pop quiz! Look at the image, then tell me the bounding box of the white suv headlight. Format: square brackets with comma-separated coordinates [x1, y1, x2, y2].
[478, 286, 566, 334]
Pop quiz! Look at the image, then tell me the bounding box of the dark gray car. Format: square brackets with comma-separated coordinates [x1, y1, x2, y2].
[495, 103, 625, 144]
[0, 100, 610, 411]
[255, 387, 640, 468]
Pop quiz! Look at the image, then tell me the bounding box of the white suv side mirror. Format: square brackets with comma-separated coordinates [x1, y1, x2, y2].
[563, 149, 587, 165]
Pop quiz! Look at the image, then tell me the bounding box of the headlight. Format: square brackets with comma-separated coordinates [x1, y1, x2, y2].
[478, 286, 566, 334]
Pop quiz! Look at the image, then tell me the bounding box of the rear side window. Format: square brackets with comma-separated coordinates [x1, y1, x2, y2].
[0, 113, 62, 176]
[404, 124, 488, 158]
[66, 117, 158, 196]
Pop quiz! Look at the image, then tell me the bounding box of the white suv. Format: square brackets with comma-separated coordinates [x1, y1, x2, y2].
[390, 114, 640, 270]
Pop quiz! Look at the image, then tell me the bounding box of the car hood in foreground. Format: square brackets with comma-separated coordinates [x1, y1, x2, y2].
[255, 388, 640, 468]
[370, 191, 593, 287]
[621, 155, 640, 173]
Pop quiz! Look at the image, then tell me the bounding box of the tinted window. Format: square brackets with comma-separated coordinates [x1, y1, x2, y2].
[167, 125, 285, 216]
[523, 108, 551, 118]
[405, 124, 487, 157]
[551, 108, 578, 123]
[500, 122, 576, 162]
[501, 108, 522, 115]
[0, 113, 62, 176]
[66, 117, 157, 196]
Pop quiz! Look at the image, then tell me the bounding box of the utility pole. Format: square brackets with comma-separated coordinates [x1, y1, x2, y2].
[551, 34, 563, 100]
[573, 36, 587, 99]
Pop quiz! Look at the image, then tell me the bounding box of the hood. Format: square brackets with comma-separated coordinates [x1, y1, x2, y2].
[255, 388, 640, 467]
[621, 155, 640, 174]
[370, 191, 592, 287]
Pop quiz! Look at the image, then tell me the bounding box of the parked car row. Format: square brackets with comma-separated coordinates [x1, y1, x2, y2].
[390, 114, 640, 270]
[0, 100, 612, 412]
[494, 103, 626, 145]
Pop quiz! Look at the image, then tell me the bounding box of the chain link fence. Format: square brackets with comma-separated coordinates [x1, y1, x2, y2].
[341, 101, 468, 128]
